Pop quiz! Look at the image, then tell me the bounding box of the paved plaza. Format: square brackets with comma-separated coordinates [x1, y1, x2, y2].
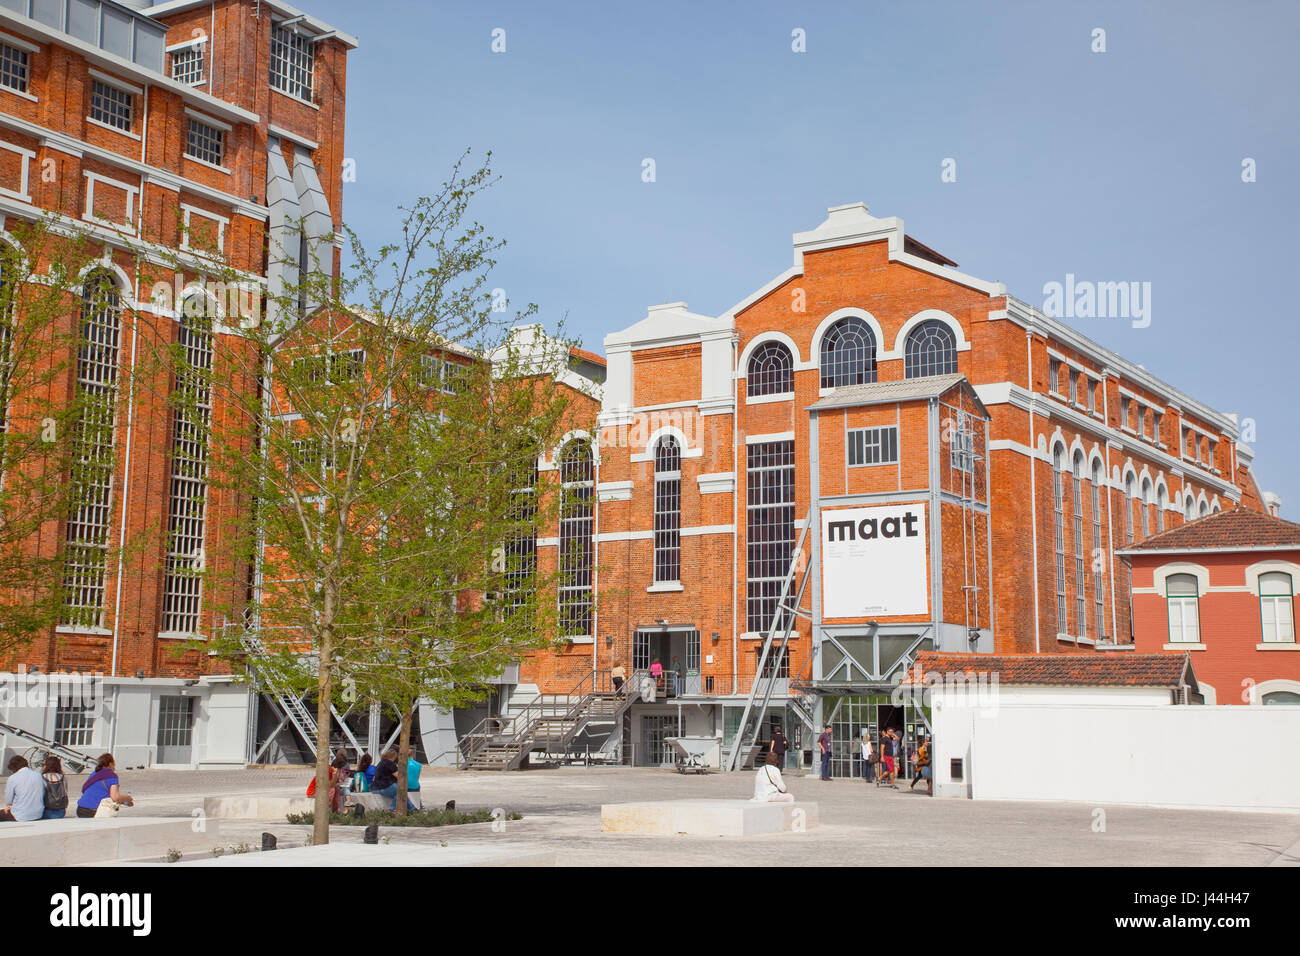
[59, 765, 1300, 867]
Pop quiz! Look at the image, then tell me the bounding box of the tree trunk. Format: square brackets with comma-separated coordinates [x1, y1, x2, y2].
[312, 629, 333, 846]
[395, 698, 413, 817]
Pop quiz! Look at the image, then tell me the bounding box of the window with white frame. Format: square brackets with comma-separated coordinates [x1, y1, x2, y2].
[557, 439, 593, 637]
[1068, 369, 1078, 406]
[171, 44, 204, 85]
[1260, 572, 1295, 644]
[1048, 358, 1060, 394]
[1140, 478, 1152, 537]
[1091, 460, 1106, 639]
[0, 42, 29, 93]
[1157, 485, 1167, 532]
[270, 23, 314, 101]
[90, 80, 133, 131]
[53, 691, 93, 747]
[903, 319, 957, 378]
[186, 117, 224, 167]
[1072, 452, 1086, 640]
[1053, 447, 1066, 635]
[1120, 395, 1130, 429]
[161, 301, 213, 635]
[847, 425, 898, 467]
[503, 454, 538, 617]
[653, 436, 681, 583]
[747, 341, 793, 397]
[62, 273, 121, 628]
[1152, 410, 1163, 444]
[746, 440, 795, 634]
[819, 317, 876, 388]
[1165, 573, 1200, 644]
[1125, 474, 1135, 543]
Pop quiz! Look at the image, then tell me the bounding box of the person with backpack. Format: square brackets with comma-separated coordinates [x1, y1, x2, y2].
[910, 736, 933, 795]
[41, 756, 68, 819]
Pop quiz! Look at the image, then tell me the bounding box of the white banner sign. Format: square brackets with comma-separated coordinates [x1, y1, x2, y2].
[821, 503, 928, 618]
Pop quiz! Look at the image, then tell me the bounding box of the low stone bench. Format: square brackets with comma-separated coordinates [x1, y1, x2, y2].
[600, 799, 819, 837]
[344, 791, 424, 812]
[203, 796, 314, 819]
[0, 816, 223, 866]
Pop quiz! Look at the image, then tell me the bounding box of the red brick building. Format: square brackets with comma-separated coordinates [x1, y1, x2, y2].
[0, 0, 355, 767]
[521, 202, 1275, 772]
[1120, 508, 1300, 706]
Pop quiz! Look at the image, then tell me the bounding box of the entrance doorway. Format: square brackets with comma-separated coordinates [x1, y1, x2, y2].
[640, 714, 683, 766]
[157, 695, 195, 765]
[826, 695, 927, 779]
[634, 628, 701, 696]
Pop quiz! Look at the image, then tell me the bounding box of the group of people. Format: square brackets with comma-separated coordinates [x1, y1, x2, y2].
[310, 748, 423, 813]
[1, 752, 134, 822]
[609, 658, 687, 700]
[813, 724, 933, 795]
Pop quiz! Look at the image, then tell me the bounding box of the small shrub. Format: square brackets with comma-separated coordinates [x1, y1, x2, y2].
[285, 807, 522, 828]
[165, 848, 183, 864]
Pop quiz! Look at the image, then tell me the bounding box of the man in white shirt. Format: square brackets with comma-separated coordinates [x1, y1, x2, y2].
[752, 751, 795, 803]
[1, 756, 47, 822]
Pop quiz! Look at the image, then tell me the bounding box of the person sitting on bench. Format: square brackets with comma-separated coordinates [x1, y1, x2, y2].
[752, 750, 795, 804]
[1, 755, 46, 822]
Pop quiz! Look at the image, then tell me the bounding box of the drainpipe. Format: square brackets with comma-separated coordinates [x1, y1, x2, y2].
[1025, 328, 1041, 654]
[731, 334, 738, 695]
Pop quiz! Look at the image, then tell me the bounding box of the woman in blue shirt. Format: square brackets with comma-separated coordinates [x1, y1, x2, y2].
[76, 754, 133, 818]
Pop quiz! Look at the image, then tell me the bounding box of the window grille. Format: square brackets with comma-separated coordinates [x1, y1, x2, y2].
[746, 440, 795, 633]
[186, 117, 224, 166]
[558, 439, 593, 637]
[90, 80, 132, 131]
[653, 436, 681, 583]
[848, 425, 898, 467]
[270, 23, 314, 101]
[1072, 453, 1086, 640]
[1053, 447, 1066, 635]
[747, 341, 793, 397]
[0, 43, 29, 93]
[819, 317, 876, 388]
[904, 320, 958, 378]
[171, 45, 204, 85]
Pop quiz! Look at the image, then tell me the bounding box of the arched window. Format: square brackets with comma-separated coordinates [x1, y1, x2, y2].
[1140, 478, 1152, 538]
[0, 254, 15, 435]
[161, 295, 214, 635]
[1124, 474, 1135, 543]
[746, 341, 793, 397]
[819, 316, 876, 388]
[903, 319, 958, 378]
[1072, 451, 1086, 639]
[1091, 460, 1106, 638]
[653, 435, 681, 583]
[1156, 485, 1167, 532]
[1166, 573, 1200, 644]
[1199, 499, 1210, 517]
[558, 438, 594, 637]
[503, 451, 539, 618]
[1185, 494, 1195, 522]
[62, 271, 123, 628]
[1262, 691, 1300, 705]
[1259, 572, 1295, 644]
[1052, 447, 1066, 635]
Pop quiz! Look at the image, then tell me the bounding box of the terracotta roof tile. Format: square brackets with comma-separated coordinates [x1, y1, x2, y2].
[1118, 507, 1300, 553]
[570, 346, 606, 367]
[900, 651, 1193, 688]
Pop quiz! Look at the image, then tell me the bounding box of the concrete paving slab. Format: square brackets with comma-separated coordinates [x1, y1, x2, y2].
[601, 799, 819, 836]
[173, 841, 553, 866]
[203, 796, 314, 819]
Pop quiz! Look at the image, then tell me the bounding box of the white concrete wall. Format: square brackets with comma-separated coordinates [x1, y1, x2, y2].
[933, 698, 1300, 811]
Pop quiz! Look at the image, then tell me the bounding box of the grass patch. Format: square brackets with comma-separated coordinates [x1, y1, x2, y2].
[285, 807, 522, 828]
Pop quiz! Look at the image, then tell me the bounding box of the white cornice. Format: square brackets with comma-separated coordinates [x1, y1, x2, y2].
[0, 110, 266, 221]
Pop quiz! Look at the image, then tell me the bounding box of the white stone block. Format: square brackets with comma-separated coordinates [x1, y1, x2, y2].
[600, 799, 819, 836]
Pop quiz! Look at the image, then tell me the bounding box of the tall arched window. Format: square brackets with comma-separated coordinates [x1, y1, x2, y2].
[1198, 499, 1210, 517]
[819, 316, 876, 388]
[1124, 474, 1135, 543]
[503, 451, 539, 618]
[1091, 460, 1107, 639]
[1185, 493, 1195, 522]
[1259, 572, 1295, 644]
[1053, 447, 1066, 635]
[0, 254, 15, 435]
[1166, 573, 1200, 644]
[1072, 451, 1086, 639]
[903, 319, 958, 378]
[62, 271, 122, 628]
[558, 438, 594, 637]
[746, 341, 793, 397]
[160, 295, 214, 635]
[653, 435, 681, 583]
[1140, 478, 1152, 538]
[1156, 485, 1167, 532]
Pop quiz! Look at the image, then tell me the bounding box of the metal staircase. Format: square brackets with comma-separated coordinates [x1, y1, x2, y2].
[226, 619, 363, 762]
[458, 669, 646, 771]
[726, 511, 816, 771]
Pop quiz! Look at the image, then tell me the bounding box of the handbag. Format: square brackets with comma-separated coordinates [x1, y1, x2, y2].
[94, 797, 121, 819]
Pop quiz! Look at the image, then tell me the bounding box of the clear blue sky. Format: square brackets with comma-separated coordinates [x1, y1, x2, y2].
[311, 0, 1299, 516]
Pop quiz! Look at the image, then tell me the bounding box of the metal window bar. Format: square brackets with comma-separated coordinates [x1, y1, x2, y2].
[848, 425, 898, 467]
[746, 440, 795, 633]
[1072, 456, 1086, 640]
[90, 80, 132, 131]
[653, 436, 681, 583]
[819, 317, 876, 388]
[0, 43, 28, 92]
[270, 23, 314, 101]
[903, 319, 957, 378]
[186, 117, 224, 166]
[1052, 450, 1066, 636]
[747, 341, 793, 397]
[171, 46, 204, 85]
[558, 440, 593, 637]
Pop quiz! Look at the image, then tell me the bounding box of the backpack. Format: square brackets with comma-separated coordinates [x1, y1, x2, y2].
[44, 773, 68, 811]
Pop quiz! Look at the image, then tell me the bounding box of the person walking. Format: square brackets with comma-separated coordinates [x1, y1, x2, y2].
[817, 723, 833, 780]
[649, 658, 664, 694]
[76, 754, 134, 818]
[1, 755, 46, 822]
[911, 736, 933, 795]
[752, 750, 795, 803]
[861, 730, 874, 784]
[41, 756, 68, 819]
[611, 661, 626, 693]
[881, 730, 899, 788]
[770, 725, 789, 770]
